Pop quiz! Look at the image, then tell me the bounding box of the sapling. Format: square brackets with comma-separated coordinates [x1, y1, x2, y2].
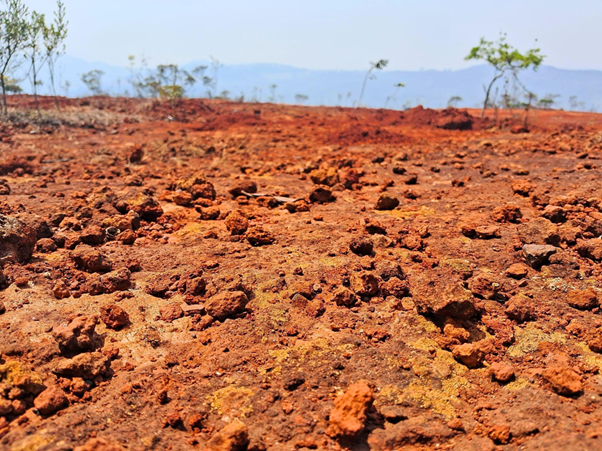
[384, 82, 404, 109]
[0, 0, 29, 114]
[447, 96, 462, 108]
[466, 34, 544, 117]
[357, 59, 388, 108]
[43, 0, 67, 110]
[81, 69, 104, 95]
[24, 9, 45, 117]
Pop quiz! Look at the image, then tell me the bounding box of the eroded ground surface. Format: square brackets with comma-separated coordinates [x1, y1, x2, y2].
[1, 96, 602, 450]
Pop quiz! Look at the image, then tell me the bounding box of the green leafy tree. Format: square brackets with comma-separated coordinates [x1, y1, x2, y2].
[537, 93, 560, 109]
[2, 74, 20, 92]
[157, 64, 198, 101]
[136, 64, 206, 102]
[465, 34, 544, 117]
[24, 10, 45, 117]
[81, 69, 104, 95]
[295, 93, 308, 105]
[384, 82, 405, 109]
[357, 59, 388, 107]
[0, 0, 29, 114]
[447, 95, 462, 108]
[43, 0, 67, 110]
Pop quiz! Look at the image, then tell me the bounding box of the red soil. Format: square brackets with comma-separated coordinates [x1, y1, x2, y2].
[0, 96, 601, 450]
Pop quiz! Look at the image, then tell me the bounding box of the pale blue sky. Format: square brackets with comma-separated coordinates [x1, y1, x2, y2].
[25, 0, 602, 70]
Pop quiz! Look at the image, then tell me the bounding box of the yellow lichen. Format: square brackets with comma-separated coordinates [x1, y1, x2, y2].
[504, 376, 531, 391]
[209, 386, 254, 418]
[374, 206, 435, 219]
[263, 338, 354, 375]
[441, 258, 472, 274]
[409, 337, 439, 353]
[575, 341, 602, 373]
[9, 434, 52, 451]
[458, 236, 473, 245]
[376, 385, 405, 406]
[172, 222, 207, 239]
[385, 349, 471, 418]
[404, 373, 469, 418]
[414, 316, 440, 334]
[507, 323, 566, 358]
[0, 361, 44, 391]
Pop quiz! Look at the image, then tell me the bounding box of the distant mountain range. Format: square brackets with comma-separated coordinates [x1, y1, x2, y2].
[13, 55, 602, 112]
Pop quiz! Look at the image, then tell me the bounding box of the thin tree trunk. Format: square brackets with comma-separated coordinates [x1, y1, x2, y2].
[48, 59, 61, 112]
[357, 68, 373, 108]
[32, 60, 41, 120]
[481, 71, 503, 118]
[1, 75, 7, 115]
[482, 79, 495, 118]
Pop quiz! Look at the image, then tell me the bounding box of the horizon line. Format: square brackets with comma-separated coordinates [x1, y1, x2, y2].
[59, 56, 602, 74]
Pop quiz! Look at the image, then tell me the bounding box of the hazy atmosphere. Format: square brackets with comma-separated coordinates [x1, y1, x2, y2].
[22, 0, 602, 71]
[10, 0, 602, 111]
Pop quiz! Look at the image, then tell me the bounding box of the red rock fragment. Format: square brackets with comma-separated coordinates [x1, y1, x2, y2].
[160, 303, 184, 322]
[375, 193, 399, 211]
[205, 291, 248, 321]
[225, 210, 249, 235]
[34, 386, 68, 416]
[327, 381, 374, 440]
[246, 227, 275, 246]
[100, 304, 130, 330]
[490, 362, 515, 383]
[206, 420, 249, 451]
[542, 366, 583, 396]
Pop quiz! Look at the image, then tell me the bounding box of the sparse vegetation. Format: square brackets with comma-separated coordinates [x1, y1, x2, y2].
[127, 55, 149, 98]
[569, 95, 586, 111]
[44, 0, 67, 110]
[4, 104, 139, 128]
[203, 56, 221, 98]
[2, 74, 21, 93]
[357, 59, 388, 108]
[268, 84, 277, 103]
[0, 2, 594, 122]
[466, 34, 544, 117]
[537, 93, 560, 109]
[0, 0, 67, 116]
[0, 0, 29, 114]
[384, 82, 405, 109]
[81, 69, 104, 95]
[295, 93, 308, 105]
[447, 95, 462, 108]
[154, 64, 196, 101]
[24, 9, 45, 117]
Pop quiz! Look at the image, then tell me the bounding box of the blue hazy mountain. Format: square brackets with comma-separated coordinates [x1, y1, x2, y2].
[15, 55, 602, 112]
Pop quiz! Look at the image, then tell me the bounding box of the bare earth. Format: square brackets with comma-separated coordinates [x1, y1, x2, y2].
[1, 95, 602, 450]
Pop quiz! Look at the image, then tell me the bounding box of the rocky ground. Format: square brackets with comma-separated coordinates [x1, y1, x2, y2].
[1, 95, 602, 450]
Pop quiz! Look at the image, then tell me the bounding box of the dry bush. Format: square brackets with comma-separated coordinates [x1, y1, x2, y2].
[0, 107, 141, 129]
